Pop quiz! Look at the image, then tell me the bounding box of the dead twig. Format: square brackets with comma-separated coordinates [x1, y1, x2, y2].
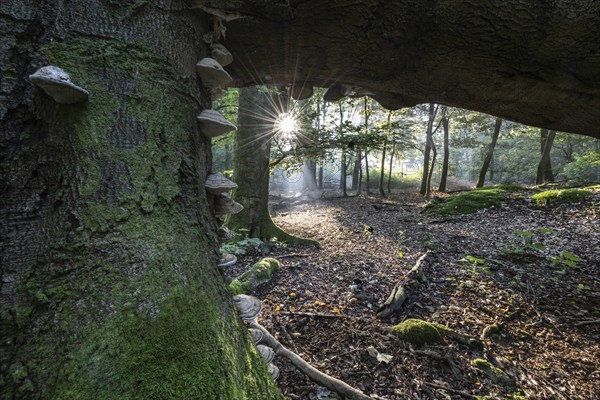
[278, 311, 347, 319]
[574, 319, 600, 327]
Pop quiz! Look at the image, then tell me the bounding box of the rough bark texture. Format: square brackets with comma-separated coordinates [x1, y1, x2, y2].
[536, 129, 557, 184]
[438, 116, 450, 192]
[0, 1, 282, 398]
[206, 0, 600, 138]
[476, 118, 503, 188]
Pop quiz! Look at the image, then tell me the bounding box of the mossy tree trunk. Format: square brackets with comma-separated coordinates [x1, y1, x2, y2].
[0, 2, 282, 399]
[229, 87, 316, 245]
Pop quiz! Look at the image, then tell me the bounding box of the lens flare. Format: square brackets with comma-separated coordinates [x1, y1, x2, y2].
[277, 114, 298, 134]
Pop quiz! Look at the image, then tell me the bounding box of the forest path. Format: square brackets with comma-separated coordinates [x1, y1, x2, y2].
[227, 190, 600, 399]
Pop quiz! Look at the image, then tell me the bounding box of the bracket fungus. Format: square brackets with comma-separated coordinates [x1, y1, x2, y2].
[196, 57, 232, 88]
[218, 253, 237, 268]
[215, 193, 244, 216]
[205, 173, 237, 194]
[197, 109, 237, 138]
[217, 225, 234, 241]
[268, 363, 280, 380]
[248, 328, 264, 344]
[233, 294, 262, 321]
[29, 66, 89, 104]
[210, 43, 233, 66]
[256, 344, 275, 364]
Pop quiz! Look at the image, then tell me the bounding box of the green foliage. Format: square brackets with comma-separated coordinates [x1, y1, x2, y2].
[220, 229, 285, 256]
[458, 255, 491, 274]
[561, 150, 600, 184]
[427, 188, 504, 215]
[498, 229, 549, 256]
[549, 251, 582, 269]
[532, 189, 593, 206]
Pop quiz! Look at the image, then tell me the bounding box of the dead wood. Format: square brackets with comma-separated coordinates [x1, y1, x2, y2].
[279, 311, 347, 319]
[249, 322, 374, 400]
[422, 382, 478, 399]
[377, 251, 432, 319]
[413, 349, 463, 379]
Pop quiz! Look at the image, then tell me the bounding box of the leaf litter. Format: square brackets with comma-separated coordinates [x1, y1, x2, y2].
[225, 189, 599, 399]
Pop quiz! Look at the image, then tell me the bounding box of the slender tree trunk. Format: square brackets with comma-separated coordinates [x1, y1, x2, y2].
[420, 103, 435, 195]
[318, 161, 324, 189]
[387, 142, 397, 194]
[365, 150, 371, 194]
[339, 104, 348, 196]
[356, 151, 363, 195]
[380, 111, 392, 196]
[476, 117, 503, 188]
[536, 129, 556, 184]
[425, 133, 437, 198]
[303, 160, 317, 191]
[438, 115, 450, 192]
[351, 153, 360, 191]
[230, 87, 316, 244]
[0, 1, 282, 398]
[364, 98, 371, 194]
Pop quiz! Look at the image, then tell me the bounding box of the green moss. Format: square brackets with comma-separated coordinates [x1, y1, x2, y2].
[427, 188, 505, 215]
[532, 189, 593, 206]
[8, 37, 284, 400]
[391, 318, 444, 345]
[229, 257, 281, 294]
[472, 358, 512, 385]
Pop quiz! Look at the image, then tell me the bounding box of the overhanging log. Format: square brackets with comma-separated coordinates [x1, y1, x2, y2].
[203, 0, 600, 138]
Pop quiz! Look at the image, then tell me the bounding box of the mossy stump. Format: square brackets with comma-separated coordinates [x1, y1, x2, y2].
[230, 258, 281, 294]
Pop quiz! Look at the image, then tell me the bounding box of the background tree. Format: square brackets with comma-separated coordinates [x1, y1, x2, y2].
[476, 118, 503, 188]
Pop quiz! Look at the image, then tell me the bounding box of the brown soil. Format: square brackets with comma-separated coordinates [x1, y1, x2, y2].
[227, 189, 600, 400]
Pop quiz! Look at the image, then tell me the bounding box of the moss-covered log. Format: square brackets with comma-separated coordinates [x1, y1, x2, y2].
[230, 257, 281, 294]
[0, 1, 282, 398]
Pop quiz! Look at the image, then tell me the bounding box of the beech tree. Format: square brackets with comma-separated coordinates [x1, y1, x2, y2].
[3, 0, 600, 398]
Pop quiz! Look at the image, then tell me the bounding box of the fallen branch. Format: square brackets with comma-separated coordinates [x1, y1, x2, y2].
[378, 251, 432, 319]
[249, 322, 374, 400]
[413, 350, 463, 379]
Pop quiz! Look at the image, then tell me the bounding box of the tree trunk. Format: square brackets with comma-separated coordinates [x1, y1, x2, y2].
[536, 129, 556, 184]
[438, 116, 450, 192]
[363, 97, 371, 194]
[420, 104, 436, 195]
[356, 151, 363, 195]
[380, 111, 392, 196]
[230, 87, 316, 245]
[476, 118, 503, 188]
[0, 2, 282, 398]
[318, 161, 324, 189]
[303, 160, 317, 191]
[339, 103, 348, 196]
[351, 153, 360, 191]
[387, 142, 397, 194]
[220, 1, 600, 139]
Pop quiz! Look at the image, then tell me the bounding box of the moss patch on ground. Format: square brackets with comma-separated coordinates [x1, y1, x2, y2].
[391, 318, 449, 345]
[230, 258, 281, 294]
[427, 187, 506, 216]
[532, 189, 593, 207]
[471, 358, 513, 386]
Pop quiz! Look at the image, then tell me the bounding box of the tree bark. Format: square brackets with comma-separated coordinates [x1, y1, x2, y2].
[438, 116, 450, 192]
[536, 129, 556, 184]
[420, 104, 436, 195]
[387, 142, 396, 194]
[216, 0, 600, 139]
[230, 87, 317, 245]
[476, 118, 503, 188]
[0, 1, 282, 398]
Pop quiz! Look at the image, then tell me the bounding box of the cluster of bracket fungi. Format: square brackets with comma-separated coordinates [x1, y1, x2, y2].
[234, 294, 280, 380]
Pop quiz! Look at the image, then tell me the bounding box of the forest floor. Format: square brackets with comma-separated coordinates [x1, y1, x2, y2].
[226, 187, 600, 400]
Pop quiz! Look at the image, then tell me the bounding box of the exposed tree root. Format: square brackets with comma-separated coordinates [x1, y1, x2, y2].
[377, 251, 432, 319]
[249, 322, 374, 400]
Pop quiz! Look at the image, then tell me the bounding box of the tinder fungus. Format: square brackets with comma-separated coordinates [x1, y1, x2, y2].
[205, 173, 237, 194]
[196, 57, 232, 88]
[218, 253, 237, 268]
[29, 66, 89, 104]
[197, 109, 237, 138]
[248, 328, 264, 344]
[233, 294, 262, 321]
[268, 363, 280, 380]
[210, 43, 233, 66]
[214, 193, 243, 216]
[256, 344, 275, 363]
